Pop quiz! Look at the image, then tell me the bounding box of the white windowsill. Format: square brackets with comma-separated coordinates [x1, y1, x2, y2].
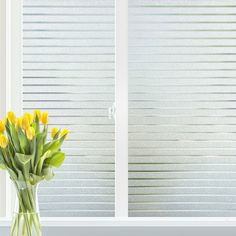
[1, 217, 236, 227]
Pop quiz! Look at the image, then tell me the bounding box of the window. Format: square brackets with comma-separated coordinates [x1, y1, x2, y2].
[128, 0, 236, 217]
[23, 0, 115, 217]
[1, 0, 236, 221]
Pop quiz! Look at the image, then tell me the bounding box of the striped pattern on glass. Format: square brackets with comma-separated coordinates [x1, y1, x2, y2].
[128, 0, 236, 217]
[23, 0, 115, 217]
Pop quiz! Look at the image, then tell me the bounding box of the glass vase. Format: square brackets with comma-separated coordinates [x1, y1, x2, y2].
[10, 181, 42, 236]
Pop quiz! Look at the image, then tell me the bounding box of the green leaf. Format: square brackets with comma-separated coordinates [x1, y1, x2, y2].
[43, 138, 63, 155]
[6, 166, 18, 181]
[35, 150, 51, 175]
[0, 150, 4, 161]
[1, 148, 13, 169]
[29, 173, 43, 185]
[0, 160, 6, 170]
[46, 152, 65, 168]
[42, 167, 54, 181]
[35, 132, 46, 167]
[16, 170, 25, 182]
[33, 116, 40, 134]
[0, 151, 6, 169]
[15, 153, 33, 165]
[17, 128, 29, 154]
[5, 123, 16, 153]
[53, 130, 61, 140]
[9, 124, 21, 153]
[14, 153, 33, 180]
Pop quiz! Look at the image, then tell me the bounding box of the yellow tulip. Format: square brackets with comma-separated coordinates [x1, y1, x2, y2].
[24, 112, 34, 124]
[29, 114, 34, 124]
[41, 112, 48, 125]
[60, 128, 69, 139]
[16, 117, 23, 129]
[34, 110, 41, 119]
[51, 127, 59, 138]
[0, 120, 5, 133]
[26, 127, 35, 140]
[7, 111, 17, 124]
[22, 115, 30, 130]
[3, 118, 7, 125]
[0, 134, 8, 148]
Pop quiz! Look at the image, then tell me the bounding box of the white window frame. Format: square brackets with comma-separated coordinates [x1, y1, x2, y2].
[0, 0, 22, 219]
[1, 0, 236, 227]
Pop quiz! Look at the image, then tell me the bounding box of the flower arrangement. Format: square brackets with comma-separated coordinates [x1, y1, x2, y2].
[0, 110, 69, 236]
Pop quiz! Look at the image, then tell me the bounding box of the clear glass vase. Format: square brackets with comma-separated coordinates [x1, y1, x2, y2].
[10, 181, 42, 236]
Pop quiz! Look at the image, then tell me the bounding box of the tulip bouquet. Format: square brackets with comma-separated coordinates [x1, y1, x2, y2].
[0, 111, 69, 236]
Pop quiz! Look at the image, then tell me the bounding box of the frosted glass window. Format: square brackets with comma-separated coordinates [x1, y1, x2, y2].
[129, 0, 236, 217]
[23, 0, 115, 217]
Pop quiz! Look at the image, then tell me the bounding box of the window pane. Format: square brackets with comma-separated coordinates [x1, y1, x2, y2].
[23, 0, 115, 217]
[129, 0, 236, 217]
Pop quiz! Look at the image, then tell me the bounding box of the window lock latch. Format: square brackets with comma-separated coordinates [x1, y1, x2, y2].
[108, 103, 116, 120]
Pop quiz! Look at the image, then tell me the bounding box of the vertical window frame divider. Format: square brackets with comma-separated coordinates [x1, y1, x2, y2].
[115, 0, 129, 217]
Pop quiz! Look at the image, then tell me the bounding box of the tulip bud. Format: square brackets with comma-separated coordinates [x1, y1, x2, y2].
[51, 127, 59, 139]
[34, 110, 41, 119]
[41, 112, 49, 125]
[24, 112, 34, 124]
[16, 117, 23, 129]
[60, 128, 69, 139]
[26, 127, 35, 140]
[0, 120, 5, 133]
[22, 115, 30, 130]
[0, 134, 8, 148]
[7, 111, 17, 124]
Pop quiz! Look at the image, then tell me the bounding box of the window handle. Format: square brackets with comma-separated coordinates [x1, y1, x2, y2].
[108, 103, 116, 120]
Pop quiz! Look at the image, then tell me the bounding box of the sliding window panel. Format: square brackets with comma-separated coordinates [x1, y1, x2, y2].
[23, 0, 115, 217]
[129, 0, 236, 217]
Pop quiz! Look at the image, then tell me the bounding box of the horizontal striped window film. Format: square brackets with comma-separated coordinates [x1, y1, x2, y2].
[128, 0, 236, 217]
[23, 0, 115, 217]
[22, 0, 236, 218]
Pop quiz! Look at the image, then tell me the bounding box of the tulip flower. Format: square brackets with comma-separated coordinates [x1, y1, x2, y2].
[34, 110, 41, 119]
[7, 111, 17, 124]
[16, 117, 23, 129]
[22, 114, 30, 130]
[0, 120, 5, 133]
[24, 112, 34, 124]
[41, 112, 48, 125]
[26, 127, 35, 140]
[60, 128, 69, 139]
[51, 127, 59, 139]
[0, 134, 8, 148]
